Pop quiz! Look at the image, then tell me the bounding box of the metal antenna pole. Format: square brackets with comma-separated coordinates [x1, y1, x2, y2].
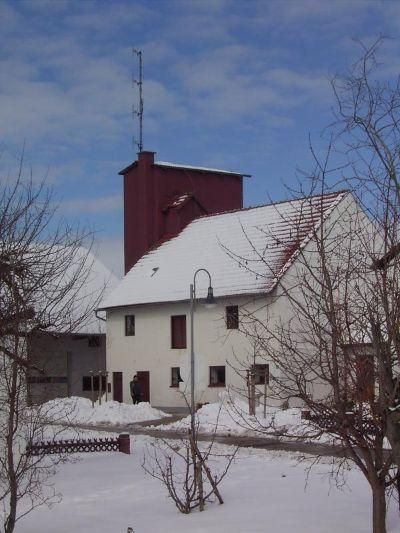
[132, 48, 144, 152]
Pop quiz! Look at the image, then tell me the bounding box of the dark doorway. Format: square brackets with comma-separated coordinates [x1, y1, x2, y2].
[113, 372, 123, 403]
[136, 371, 150, 402]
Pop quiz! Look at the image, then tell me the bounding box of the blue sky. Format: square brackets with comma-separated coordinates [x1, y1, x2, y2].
[1, 0, 399, 277]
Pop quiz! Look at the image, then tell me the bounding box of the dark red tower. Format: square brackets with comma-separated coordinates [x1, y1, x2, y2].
[120, 151, 250, 274]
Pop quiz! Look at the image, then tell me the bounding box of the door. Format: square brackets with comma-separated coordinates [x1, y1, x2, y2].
[355, 354, 374, 402]
[113, 372, 123, 403]
[136, 371, 150, 402]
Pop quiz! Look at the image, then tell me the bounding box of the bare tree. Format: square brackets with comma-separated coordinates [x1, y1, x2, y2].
[223, 40, 400, 533]
[328, 38, 400, 473]
[0, 167, 103, 533]
[244, 191, 396, 533]
[142, 402, 237, 514]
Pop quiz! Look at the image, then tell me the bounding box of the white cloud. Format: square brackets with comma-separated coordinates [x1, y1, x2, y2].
[172, 44, 331, 127]
[59, 194, 122, 215]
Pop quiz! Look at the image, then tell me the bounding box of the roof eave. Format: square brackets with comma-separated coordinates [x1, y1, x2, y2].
[97, 288, 273, 312]
[118, 162, 138, 175]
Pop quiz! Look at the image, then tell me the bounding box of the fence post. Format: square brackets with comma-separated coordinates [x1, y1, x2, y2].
[98, 370, 102, 405]
[90, 370, 94, 408]
[118, 433, 131, 454]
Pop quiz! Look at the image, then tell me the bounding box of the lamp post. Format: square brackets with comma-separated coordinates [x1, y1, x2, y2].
[190, 268, 216, 427]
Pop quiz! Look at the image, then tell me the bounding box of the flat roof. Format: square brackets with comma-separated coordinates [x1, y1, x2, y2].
[118, 160, 251, 177]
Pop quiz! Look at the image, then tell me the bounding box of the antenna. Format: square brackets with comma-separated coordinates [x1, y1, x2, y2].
[132, 48, 144, 153]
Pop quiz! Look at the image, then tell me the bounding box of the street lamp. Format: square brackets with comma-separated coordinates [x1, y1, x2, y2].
[190, 268, 216, 424]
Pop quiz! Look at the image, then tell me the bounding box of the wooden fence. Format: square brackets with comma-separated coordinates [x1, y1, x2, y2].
[26, 433, 130, 456]
[301, 409, 379, 435]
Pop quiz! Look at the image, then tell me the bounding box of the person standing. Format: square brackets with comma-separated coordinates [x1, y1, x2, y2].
[129, 375, 142, 404]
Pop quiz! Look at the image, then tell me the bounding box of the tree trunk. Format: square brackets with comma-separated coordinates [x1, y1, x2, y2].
[5, 487, 17, 533]
[5, 361, 19, 533]
[372, 481, 387, 533]
[387, 412, 400, 472]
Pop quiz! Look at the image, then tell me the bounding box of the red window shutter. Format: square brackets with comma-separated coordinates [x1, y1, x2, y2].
[171, 316, 187, 349]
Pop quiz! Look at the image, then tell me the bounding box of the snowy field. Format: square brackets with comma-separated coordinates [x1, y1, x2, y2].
[17, 433, 399, 533]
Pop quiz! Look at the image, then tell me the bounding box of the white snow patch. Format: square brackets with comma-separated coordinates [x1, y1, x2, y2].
[35, 396, 170, 426]
[156, 398, 338, 445]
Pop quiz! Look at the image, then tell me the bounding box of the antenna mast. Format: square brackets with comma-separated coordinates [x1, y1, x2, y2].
[132, 48, 144, 153]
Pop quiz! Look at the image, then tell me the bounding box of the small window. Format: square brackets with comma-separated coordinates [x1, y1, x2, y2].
[171, 367, 183, 387]
[226, 305, 239, 329]
[88, 336, 101, 347]
[82, 375, 107, 392]
[252, 364, 269, 385]
[125, 315, 135, 336]
[171, 315, 187, 349]
[209, 366, 226, 387]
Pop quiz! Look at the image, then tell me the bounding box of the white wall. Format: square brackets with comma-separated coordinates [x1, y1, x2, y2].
[106, 294, 280, 409]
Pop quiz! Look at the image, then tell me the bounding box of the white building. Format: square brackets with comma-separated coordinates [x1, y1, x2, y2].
[27, 248, 118, 404]
[100, 184, 359, 410]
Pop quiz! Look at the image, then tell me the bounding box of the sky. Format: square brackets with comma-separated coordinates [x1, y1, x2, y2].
[1, 0, 400, 277]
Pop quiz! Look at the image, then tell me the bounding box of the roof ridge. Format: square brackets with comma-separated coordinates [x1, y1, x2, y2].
[193, 189, 349, 221]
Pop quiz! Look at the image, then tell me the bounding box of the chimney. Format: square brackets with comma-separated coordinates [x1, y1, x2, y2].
[137, 150, 155, 167]
[120, 151, 246, 274]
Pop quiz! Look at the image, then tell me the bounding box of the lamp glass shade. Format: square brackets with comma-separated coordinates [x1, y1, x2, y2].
[204, 286, 216, 308]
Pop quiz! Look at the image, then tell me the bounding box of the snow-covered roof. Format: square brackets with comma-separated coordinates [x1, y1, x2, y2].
[73, 248, 119, 334]
[25, 246, 117, 335]
[155, 161, 251, 177]
[99, 191, 348, 309]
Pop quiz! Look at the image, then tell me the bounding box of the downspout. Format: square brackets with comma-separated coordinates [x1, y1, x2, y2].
[94, 309, 106, 322]
[94, 309, 108, 399]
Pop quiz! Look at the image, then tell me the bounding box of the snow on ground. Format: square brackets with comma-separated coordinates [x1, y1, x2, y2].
[157, 396, 332, 442]
[36, 396, 170, 427]
[17, 433, 399, 533]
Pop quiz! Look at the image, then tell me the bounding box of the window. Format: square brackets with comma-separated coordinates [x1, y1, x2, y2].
[171, 367, 183, 387]
[252, 364, 269, 385]
[171, 315, 187, 349]
[125, 315, 135, 336]
[88, 336, 101, 347]
[82, 375, 107, 392]
[226, 305, 239, 329]
[209, 366, 226, 387]
[343, 344, 375, 402]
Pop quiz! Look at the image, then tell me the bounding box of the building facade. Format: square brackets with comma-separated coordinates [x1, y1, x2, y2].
[101, 152, 359, 408]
